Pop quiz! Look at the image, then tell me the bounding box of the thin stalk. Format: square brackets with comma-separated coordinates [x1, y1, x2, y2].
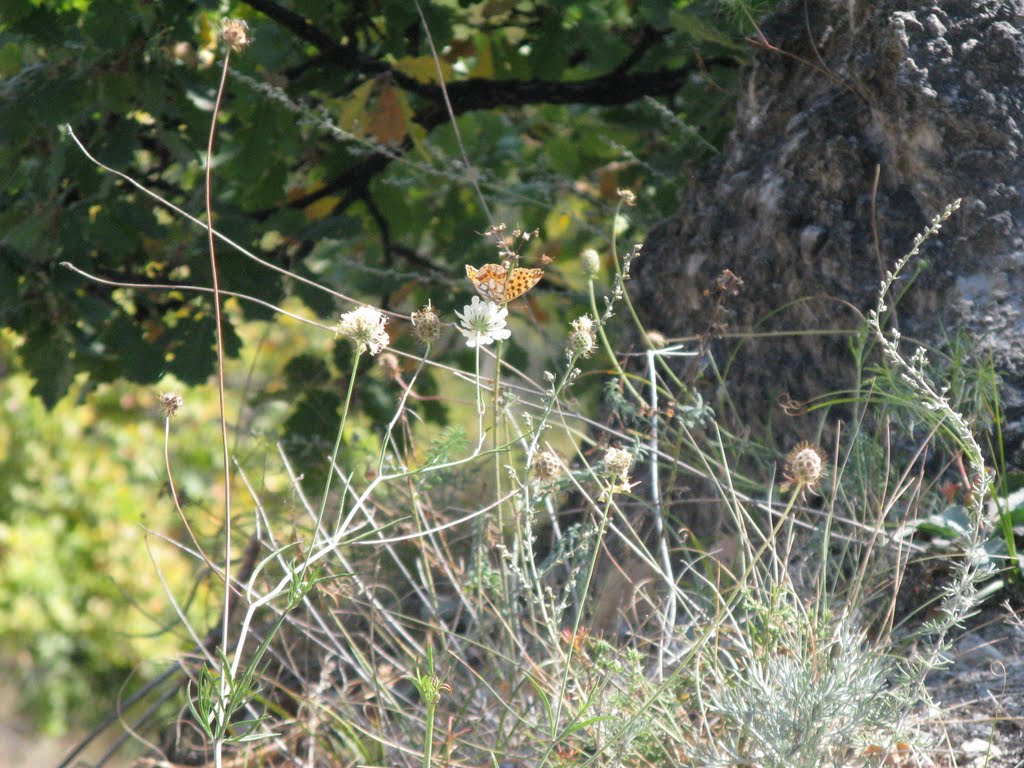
[305, 349, 363, 575]
[204, 41, 234, 768]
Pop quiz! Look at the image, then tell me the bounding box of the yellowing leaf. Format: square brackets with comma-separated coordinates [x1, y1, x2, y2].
[304, 195, 341, 222]
[544, 209, 573, 239]
[287, 179, 323, 203]
[393, 55, 452, 84]
[335, 83, 375, 137]
[368, 84, 410, 147]
[287, 181, 340, 222]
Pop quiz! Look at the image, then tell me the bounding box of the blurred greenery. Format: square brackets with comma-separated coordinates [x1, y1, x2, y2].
[0, 333, 199, 735]
[0, 0, 759, 733]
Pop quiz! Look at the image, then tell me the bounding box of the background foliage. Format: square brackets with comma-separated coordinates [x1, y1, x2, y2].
[1, 0, 757, 735]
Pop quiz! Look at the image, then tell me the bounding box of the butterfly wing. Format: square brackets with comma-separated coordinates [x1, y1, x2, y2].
[466, 263, 543, 303]
[505, 267, 544, 302]
[466, 263, 506, 303]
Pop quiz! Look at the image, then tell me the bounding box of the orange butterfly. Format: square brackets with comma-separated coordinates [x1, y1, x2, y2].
[465, 263, 543, 304]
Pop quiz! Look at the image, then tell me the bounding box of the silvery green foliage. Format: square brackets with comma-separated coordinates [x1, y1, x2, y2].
[695, 617, 901, 768]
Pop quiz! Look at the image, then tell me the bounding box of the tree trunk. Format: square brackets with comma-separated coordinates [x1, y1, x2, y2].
[634, 0, 1024, 459]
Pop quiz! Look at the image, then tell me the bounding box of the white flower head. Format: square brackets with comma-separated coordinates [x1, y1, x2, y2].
[336, 305, 389, 356]
[456, 296, 511, 348]
[567, 315, 597, 358]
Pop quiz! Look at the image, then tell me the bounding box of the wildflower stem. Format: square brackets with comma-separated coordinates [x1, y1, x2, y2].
[204, 43, 234, 768]
[308, 349, 363, 573]
[587, 278, 643, 403]
[492, 338, 504, 537]
[377, 347, 429, 474]
[422, 697, 437, 768]
[164, 413, 216, 574]
[474, 344, 485, 438]
[553, 494, 614, 733]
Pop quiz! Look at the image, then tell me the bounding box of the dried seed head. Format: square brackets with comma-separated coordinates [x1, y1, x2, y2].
[220, 18, 251, 52]
[531, 450, 563, 482]
[604, 447, 633, 480]
[411, 302, 441, 344]
[783, 442, 828, 495]
[580, 248, 601, 277]
[159, 392, 184, 418]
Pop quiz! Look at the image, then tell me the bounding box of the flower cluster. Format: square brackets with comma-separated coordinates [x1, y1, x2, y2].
[456, 296, 510, 348]
[567, 315, 597, 359]
[337, 306, 390, 356]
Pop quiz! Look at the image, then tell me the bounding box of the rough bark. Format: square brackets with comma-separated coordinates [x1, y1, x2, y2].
[635, 0, 1024, 459]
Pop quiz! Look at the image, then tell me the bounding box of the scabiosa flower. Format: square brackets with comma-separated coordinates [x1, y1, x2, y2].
[780, 442, 828, 496]
[456, 296, 511, 348]
[336, 305, 390, 356]
[580, 248, 601, 278]
[567, 315, 597, 359]
[411, 302, 441, 344]
[531, 450, 563, 482]
[159, 392, 184, 418]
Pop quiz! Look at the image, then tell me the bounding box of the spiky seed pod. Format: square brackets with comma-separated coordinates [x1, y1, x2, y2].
[531, 450, 563, 482]
[783, 442, 828, 495]
[411, 303, 441, 344]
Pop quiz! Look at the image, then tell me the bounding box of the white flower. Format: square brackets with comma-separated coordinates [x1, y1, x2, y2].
[336, 305, 389, 356]
[456, 296, 511, 347]
[566, 315, 597, 358]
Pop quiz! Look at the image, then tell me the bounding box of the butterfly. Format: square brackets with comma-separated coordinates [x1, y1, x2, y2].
[465, 263, 543, 304]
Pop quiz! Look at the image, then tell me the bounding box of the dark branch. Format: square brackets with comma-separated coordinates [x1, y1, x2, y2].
[243, 0, 389, 75]
[413, 58, 738, 125]
[283, 56, 737, 214]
